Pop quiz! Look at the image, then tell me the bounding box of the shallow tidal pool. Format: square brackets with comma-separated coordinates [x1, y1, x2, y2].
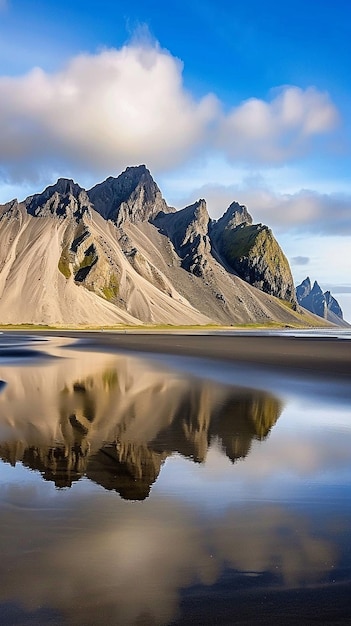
[0, 333, 350, 625]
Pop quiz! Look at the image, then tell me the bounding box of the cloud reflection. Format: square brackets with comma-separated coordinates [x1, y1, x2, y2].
[0, 488, 340, 626]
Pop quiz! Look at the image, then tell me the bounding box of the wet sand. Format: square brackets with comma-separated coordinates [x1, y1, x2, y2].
[21, 330, 351, 382]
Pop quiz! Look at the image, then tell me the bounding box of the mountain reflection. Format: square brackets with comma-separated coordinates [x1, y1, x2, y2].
[0, 348, 282, 498]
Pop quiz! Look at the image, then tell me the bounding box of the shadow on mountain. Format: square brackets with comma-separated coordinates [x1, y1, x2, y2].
[0, 351, 282, 499]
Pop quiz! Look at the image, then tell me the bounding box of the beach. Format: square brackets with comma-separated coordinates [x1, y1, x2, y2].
[22, 329, 351, 382]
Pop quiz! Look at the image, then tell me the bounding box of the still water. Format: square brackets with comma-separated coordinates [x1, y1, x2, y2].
[0, 334, 350, 625]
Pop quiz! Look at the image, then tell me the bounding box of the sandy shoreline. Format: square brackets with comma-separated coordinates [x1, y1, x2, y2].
[10, 330, 351, 382]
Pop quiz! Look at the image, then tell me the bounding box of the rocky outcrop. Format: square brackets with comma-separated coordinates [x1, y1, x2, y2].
[154, 199, 212, 277]
[212, 201, 253, 232]
[25, 178, 93, 220]
[88, 164, 173, 226]
[296, 277, 347, 326]
[325, 291, 343, 318]
[212, 202, 297, 306]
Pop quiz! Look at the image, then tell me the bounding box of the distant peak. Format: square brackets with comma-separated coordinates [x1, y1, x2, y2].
[296, 276, 345, 323]
[311, 280, 323, 293]
[301, 276, 311, 289]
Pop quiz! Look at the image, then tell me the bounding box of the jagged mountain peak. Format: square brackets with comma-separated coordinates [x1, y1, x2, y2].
[34, 177, 84, 200]
[214, 201, 253, 233]
[181, 198, 209, 223]
[52, 178, 82, 195]
[153, 198, 211, 277]
[311, 279, 323, 294]
[302, 276, 311, 289]
[24, 178, 92, 219]
[154, 197, 210, 241]
[0, 198, 19, 217]
[88, 163, 171, 225]
[325, 291, 344, 319]
[296, 277, 347, 325]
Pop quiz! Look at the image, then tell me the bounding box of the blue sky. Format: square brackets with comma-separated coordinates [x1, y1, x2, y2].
[0, 0, 351, 318]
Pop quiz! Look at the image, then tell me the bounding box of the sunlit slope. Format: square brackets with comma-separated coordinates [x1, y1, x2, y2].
[0, 165, 333, 326]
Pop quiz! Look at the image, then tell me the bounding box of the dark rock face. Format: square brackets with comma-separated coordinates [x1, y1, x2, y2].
[154, 198, 211, 276]
[25, 178, 92, 220]
[296, 276, 312, 301]
[325, 291, 343, 318]
[212, 201, 253, 234]
[296, 277, 344, 322]
[88, 164, 173, 226]
[212, 202, 297, 305]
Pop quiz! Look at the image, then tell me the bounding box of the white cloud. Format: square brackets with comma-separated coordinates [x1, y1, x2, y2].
[0, 43, 218, 182]
[0, 41, 340, 185]
[184, 180, 351, 236]
[240, 188, 351, 235]
[217, 86, 339, 164]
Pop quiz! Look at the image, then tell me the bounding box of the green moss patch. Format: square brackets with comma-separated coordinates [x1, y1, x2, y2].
[58, 246, 71, 279]
[101, 273, 119, 301]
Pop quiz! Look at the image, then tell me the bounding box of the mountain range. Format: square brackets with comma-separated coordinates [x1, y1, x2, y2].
[296, 277, 348, 326]
[0, 164, 334, 326]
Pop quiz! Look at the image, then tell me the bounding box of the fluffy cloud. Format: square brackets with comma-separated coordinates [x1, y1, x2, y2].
[0, 43, 218, 181]
[186, 182, 351, 235]
[0, 41, 339, 183]
[239, 188, 351, 235]
[217, 86, 339, 163]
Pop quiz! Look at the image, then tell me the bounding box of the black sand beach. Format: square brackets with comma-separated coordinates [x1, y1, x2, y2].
[27, 330, 351, 382]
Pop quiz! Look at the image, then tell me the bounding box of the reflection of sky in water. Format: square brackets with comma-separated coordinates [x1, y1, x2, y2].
[0, 335, 350, 625]
[154, 399, 351, 507]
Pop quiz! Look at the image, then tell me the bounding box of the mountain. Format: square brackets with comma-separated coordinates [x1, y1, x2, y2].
[87, 164, 174, 225]
[211, 202, 297, 305]
[296, 277, 348, 326]
[0, 164, 326, 326]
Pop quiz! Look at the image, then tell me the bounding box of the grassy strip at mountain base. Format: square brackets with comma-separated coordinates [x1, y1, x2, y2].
[0, 318, 332, 331]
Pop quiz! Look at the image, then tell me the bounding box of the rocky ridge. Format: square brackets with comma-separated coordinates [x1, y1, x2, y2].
[211, 203, 297, 306]
[0, 165, 332, 326]
[296, 277, 348, 326]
